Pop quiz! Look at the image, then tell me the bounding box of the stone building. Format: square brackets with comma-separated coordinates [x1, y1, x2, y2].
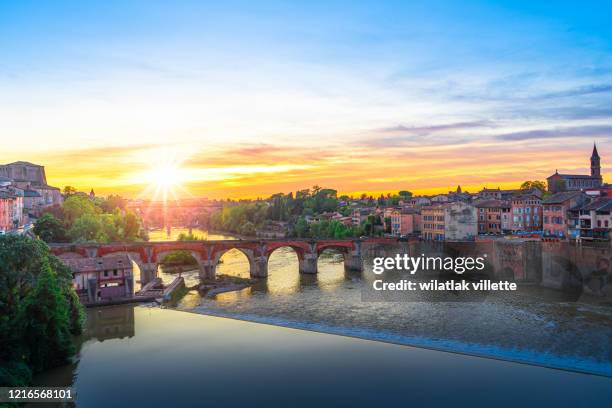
[0, 161, 62, 212]
[578, 197, 612, 241]
[474, 199, 511, 235]
[421, 202, 477, 241]
[62, 255, 134, 304]
[0, 187, 24, 231]
[511, 191, 543, 232]
[390, 208, 421, 236]
[546, 144, 603, 193]
[542, 191, 588, 239]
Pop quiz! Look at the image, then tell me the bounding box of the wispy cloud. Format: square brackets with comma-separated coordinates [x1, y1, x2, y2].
[378, 121, 495, 135]
[536, 84, 612, 99]
[496, 125, 612, 141]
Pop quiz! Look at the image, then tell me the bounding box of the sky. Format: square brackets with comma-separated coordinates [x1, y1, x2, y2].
[1, 0, 612, 199]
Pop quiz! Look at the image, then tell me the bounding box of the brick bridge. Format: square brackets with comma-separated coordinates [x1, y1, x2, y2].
[49, 238, 399, 285]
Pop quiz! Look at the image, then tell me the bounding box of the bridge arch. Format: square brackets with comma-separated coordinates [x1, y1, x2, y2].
[266, 245, 303, 276]
[211, 247, 257, 279]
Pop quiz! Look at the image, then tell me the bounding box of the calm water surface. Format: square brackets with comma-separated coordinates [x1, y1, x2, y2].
[33, 306, 612, 408]
[32, 229, 612, 406]
[155, 239, 612, 376]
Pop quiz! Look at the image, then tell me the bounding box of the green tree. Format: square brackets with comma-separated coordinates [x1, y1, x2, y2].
[62, 186, 77, 196]
[69, 213, 102, 242]
[520, 180, 547, 192]
[20, 260, 75, 372]
[398, 190, 413, 199]
[33, 213, 67, 243]
[0, 235, 83, 386]
[100, 194, 127, 213]
[294, 217, 310, 238]
[62, 195, 98, 227]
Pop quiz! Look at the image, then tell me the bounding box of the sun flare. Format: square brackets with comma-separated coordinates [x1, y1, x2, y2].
[137, 153, 192, 203]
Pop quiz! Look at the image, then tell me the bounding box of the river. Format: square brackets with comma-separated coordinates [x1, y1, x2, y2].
[31, 228, 612, 405]
[31, 305, 612, 407]
[152, 229, 612, 377]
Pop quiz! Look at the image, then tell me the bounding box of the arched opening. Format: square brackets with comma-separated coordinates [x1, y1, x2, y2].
[158, 250, 201, 288]
[215, 248, 253, 279]
[317, 247, 347, 289]
[266, 246, 302, 294]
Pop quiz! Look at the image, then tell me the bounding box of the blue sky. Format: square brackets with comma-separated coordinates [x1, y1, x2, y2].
[1, 1, 612, 197]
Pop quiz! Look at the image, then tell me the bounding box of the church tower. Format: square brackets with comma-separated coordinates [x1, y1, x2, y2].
[591, 143, 601, 178]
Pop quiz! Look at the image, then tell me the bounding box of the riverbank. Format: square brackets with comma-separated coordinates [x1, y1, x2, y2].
[32, 305, 612, 407]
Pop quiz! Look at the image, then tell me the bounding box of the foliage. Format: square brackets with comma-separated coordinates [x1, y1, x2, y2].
[36, 191, 146, 244]
[160, 250, 198, 265]
[62, 186, 77, 196]
[0, 235, 83, 386]
[68, 213, 102, 242]
[33, 213, 67, 243]
[177, 232, 203, 241]
[62, 195, 99, 226]
[520, 180, 547, 192]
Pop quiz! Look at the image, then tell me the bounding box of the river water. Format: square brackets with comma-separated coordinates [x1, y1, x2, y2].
[149, 229, 612, 377]
[31, 227, 612, 403]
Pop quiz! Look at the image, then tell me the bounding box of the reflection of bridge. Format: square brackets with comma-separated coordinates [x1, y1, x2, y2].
[50, 238, 398, 285]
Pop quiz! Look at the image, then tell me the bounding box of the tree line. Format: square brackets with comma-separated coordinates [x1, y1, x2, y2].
[34, 193, 147, 243]
[0, 235, 84, 386]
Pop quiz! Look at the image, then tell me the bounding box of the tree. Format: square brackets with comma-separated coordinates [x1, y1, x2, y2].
[33, 213, 67, 243]
[68, 213, 102, 242]
[62, 186, 77, 196]
[0, 235, 83, 386]
[295, 217, 310, 238]
[100, 195, 127, 213]
[520, 180, 546, 192]
[62, 195, 98, 227]
[20, 260, 75, 372]
[398, 190, 413, 199]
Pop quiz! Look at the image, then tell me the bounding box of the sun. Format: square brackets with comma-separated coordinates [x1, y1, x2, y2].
[149, 163, 182, 190]
[140, 159, 189, 203]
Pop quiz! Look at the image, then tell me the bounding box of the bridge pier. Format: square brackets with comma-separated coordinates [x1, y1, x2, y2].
[299, 253, 318, 274]
[251, 256, 268, 278]
[344, 253, 363, 272]
[140, 263, 158, 286]
[199, 261, 215, 280]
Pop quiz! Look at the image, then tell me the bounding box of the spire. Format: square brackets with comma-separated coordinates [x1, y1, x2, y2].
[590, 143, 601, 179]
[592, 142, 600, 159]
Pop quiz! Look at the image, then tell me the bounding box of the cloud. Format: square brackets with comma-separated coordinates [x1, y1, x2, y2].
[537, 84, 612, 99]
[378, 120, 494, 135]
[496, 125, 612, 141]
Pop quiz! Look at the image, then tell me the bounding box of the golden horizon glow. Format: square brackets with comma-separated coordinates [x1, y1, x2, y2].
[4, 139, 607, 201]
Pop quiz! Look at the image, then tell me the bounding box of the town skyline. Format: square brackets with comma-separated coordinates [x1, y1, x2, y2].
[1, 143, 606, 201]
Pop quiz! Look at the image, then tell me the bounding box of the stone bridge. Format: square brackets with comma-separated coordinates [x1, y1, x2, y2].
[49, 238, 399, 285]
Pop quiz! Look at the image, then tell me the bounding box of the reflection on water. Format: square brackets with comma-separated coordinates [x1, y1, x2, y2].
[32, 306, 612, 407]
[170, 243, 612, 376]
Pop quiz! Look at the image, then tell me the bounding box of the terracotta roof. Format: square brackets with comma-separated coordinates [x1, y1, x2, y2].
[61, 255, 132, 273]
[474, 199, 510, 208]
[542, 191, 582, 204]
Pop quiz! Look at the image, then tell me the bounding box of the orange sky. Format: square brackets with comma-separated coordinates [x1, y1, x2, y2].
[4, 139, 608, 200]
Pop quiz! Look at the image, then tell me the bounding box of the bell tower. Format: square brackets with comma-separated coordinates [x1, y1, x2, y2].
[591, 143, 601, 178]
